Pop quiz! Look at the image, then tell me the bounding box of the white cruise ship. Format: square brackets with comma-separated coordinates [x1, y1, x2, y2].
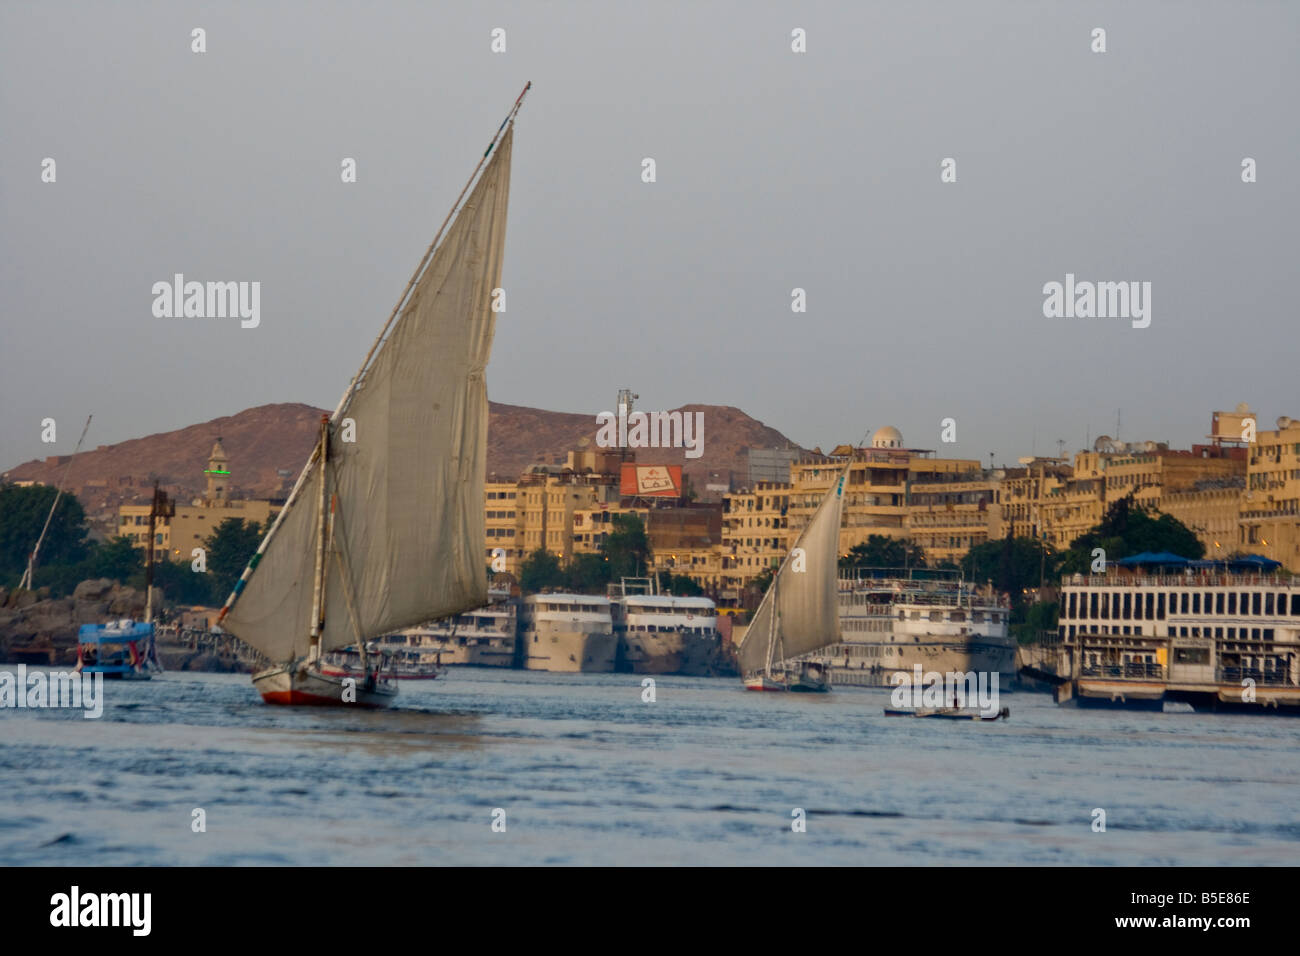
[814, 569, 1014, 687]
[370, 587, 517, 668]
[1056, 561, 1300, 711]
[519, 593, 617, 672]
[610, 578, 720, 675]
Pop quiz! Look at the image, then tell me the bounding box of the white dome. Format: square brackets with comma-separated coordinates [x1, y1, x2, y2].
[870, 426, 903, 449]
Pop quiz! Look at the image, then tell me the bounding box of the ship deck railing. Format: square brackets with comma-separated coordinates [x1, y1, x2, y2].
[1080, 663, 1167, 680]
[1077, 663, 1298, 686]
[838, 591, 1007, 609]
[1216, 667, 1297, 687]
[1069, 573, 1300, 589]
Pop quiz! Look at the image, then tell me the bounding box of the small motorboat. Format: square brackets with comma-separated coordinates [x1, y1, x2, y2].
[884, 706, 1010, 721]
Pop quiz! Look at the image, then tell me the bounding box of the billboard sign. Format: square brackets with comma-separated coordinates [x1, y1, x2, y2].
[620, 464, 682, 497]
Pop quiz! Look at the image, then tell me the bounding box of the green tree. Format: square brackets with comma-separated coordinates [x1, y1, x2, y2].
[520, 548, 565, 593]
[1058, 495, 1204, 574]
[1013, 600, 1060, 644]
[0, 484, 92, 585]
[565, 552, 611, 593]
[90, 535, 145, 584]
[152, 557, 215, 606]
[204, 518, 263, 605]
[742, 563, 777, 612]
[964, 536, 1057, 598]
[656, 570, 703, 596]
[839, 534, 926, 570]
[603, 514, 651, 579]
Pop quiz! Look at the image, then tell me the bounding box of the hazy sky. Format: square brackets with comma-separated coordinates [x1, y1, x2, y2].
[2, 2, 1297, 474]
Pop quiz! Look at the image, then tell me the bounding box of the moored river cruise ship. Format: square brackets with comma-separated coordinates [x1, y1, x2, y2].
[370, 586, 517, 669]
[610, 578, 720, 675]
[519, 593, 617, 673]
[804, 569, 1014, 687]
[1057, 561, 1300, 711]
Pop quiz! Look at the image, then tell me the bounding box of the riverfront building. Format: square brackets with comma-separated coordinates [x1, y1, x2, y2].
[117, 439, 278, 562]
[481, 407, 1300, 596]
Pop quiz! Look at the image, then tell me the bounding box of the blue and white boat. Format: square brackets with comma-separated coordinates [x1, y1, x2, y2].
[76, 619, 162, 680]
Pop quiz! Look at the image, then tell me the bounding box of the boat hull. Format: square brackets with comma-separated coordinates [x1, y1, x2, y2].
[320, 663, 441, 681]
[253, 663, 397, 708]
[1073, 679, 1166, 710]
[786, 661, 831, 692]
[884, 707, 1008, 720]
[81, 666, 155, 680]
[620, 629, 719, 675]
[788, 675, 830, 693]
[465, 640, 516, 667]
[745, 662, 831, 692]
[829, 636, 1017, 688]
[522, 628, 617, 673]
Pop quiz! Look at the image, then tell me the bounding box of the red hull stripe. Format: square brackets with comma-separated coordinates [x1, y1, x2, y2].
[259, 690, 388, 709]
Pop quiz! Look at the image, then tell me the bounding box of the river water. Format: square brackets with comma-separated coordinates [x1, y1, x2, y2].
[2, 668, 1297, 865]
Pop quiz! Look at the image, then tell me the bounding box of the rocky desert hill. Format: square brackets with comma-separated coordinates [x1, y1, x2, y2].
[2, 401, 803, 531]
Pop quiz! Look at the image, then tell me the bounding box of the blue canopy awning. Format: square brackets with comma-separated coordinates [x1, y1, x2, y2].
[78, 621, 154, 643]
[1179, 555, 1282, 572]
[1227, 554, 1283, 570]
[1116, 551, 1190, 567]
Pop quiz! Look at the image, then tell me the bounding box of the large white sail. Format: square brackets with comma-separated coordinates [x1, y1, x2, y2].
[224, 128, 514, 663]
[737, 465, 847, 675]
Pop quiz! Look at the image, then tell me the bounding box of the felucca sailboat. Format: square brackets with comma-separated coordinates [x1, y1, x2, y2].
[214, 85, 530, 707]
[738, 465, 848, 692]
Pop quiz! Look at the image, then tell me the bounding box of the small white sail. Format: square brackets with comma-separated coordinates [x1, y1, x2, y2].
[224, 128, 514, 663]
[738, 464, 848, 675]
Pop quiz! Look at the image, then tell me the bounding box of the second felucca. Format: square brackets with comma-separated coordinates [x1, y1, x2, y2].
[738, 464, 849, 693]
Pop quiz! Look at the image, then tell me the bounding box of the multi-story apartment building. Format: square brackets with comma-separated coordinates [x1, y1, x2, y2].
[720, 480, 791, 591]
[572, 503, 649, 555]
[787, 429, 986, 559]
[907, 471, 1002, 565]
[484, 480, 523, 572]
[116, 505, 171, 556]
[1241, 415, 1300, 570]
[514, 469, 621, 567]
[1000, 459, 1071, 545]
[787, 431, 913, 553]
[1162, 485, 1244, 562]
[645, 506, 724, 587]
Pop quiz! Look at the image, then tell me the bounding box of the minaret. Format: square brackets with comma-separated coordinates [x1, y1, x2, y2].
[205, 438, 230, 505]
